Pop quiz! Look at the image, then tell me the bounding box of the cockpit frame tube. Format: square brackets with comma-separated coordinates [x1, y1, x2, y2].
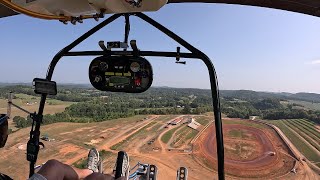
[34, 13, 225, 179]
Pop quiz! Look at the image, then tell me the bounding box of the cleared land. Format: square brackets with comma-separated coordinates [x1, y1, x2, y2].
[0, 115, 215, 179]
[1, 116, 317, 179]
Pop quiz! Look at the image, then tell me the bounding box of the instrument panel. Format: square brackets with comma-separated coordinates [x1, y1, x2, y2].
[89, 56, 153, 93]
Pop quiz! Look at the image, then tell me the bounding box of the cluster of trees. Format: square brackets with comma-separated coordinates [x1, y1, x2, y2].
[221, 97, 320, 124]
[263, 109, 320, 124]
[4, 85, 320, 128]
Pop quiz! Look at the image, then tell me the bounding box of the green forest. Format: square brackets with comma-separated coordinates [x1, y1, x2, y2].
[1, 85, 319, 128]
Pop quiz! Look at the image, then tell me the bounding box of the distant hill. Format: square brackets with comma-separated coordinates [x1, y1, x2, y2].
[0, 83, 320, 103]
[289, 93, 320, 103]
[219, 90, 320, 103]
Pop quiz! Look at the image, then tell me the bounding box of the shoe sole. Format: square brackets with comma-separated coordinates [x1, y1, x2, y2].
[88, 148, 100, 172]
[115, 151, 129, 179]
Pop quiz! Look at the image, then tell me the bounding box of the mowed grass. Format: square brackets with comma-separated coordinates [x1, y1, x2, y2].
[161, 126, 180, 144]
[196, 116, 211, 126]
[293, 119, 320, 139]
[283, 120, 320, 151]
[170, 125, 198, 148]
[270, 120, 320, 167]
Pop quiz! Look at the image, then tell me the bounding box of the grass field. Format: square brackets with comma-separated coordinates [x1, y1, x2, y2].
[196, 116, 211, 126]
[0, 93, 74, 118]
[269, 120, 320, 167]
[284, 120, 320, 141]
[286, 100, 320, 111]
[170, 125, 198, 148]
[283, 120, 320, 151]
[5, 94, 74, 106]
[292, 119, 320, 139]
[161, 126, 180, 144]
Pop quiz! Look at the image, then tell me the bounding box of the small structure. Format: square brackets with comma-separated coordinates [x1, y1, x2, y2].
[169, 118, 182, 125]
[188, 119, 201, 130]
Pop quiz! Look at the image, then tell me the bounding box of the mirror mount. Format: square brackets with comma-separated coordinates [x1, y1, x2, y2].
[130, 40, 140, 56]
[175, 47, 186, 65]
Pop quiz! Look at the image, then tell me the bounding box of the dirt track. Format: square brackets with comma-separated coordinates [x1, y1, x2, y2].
[194, 120, 296, 178]
[203, 125, 276, 168]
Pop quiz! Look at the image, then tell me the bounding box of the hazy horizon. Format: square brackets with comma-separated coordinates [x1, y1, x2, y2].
[0, 81, 319, 94]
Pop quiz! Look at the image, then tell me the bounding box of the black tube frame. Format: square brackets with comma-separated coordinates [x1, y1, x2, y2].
[32, 13, 225, 179]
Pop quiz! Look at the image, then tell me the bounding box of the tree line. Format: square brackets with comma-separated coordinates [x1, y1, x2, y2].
[3, 85, 319, 128]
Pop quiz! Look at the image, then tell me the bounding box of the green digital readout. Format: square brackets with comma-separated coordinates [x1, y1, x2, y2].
[109, 76, 130, 85]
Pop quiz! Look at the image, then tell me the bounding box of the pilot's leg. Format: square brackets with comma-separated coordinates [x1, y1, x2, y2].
[32, 159, 92, 180]
[84, 173, 126, 180]
[30, 148, 101, 180]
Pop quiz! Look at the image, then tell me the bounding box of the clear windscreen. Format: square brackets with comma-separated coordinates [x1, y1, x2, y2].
[0, 4, 320, 180]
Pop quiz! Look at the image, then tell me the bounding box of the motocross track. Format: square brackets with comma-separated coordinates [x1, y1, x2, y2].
[2, 116, 317, 180]
[193, 119, 297, 178]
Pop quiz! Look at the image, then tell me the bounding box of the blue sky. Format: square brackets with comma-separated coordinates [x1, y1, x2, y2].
[1, 4, 320, 93]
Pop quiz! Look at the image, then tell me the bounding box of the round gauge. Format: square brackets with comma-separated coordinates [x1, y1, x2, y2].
[130, 62, 140, 72]
[99, 62, 108, 71]
[94, 75, 102, 83]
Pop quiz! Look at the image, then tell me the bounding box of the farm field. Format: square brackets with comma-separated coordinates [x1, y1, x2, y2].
[268, 119, 320, 168]
[282, 100, 320, 111]
[0, 94, 74, 130]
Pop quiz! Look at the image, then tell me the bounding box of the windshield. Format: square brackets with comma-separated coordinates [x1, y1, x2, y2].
[0, 4, 319, 180]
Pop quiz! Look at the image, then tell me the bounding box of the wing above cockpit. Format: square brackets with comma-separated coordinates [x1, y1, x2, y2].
[167, 0, 320, 17]
[0, 4, 19, 18]
[0, 0, 319, 20]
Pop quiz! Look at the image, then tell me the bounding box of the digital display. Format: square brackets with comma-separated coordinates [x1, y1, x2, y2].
[89, 56, 153, 93]
[109, 76, 130, 85]
[33, 78, 57, 95]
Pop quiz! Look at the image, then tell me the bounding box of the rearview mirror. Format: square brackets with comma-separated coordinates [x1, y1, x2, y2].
[89, 56, 153, 93]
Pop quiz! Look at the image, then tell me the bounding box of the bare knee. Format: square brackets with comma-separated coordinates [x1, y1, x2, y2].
[84, 173, 114, 180]
[37, 159, 63, 178]
[42, 159, 61, 169]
